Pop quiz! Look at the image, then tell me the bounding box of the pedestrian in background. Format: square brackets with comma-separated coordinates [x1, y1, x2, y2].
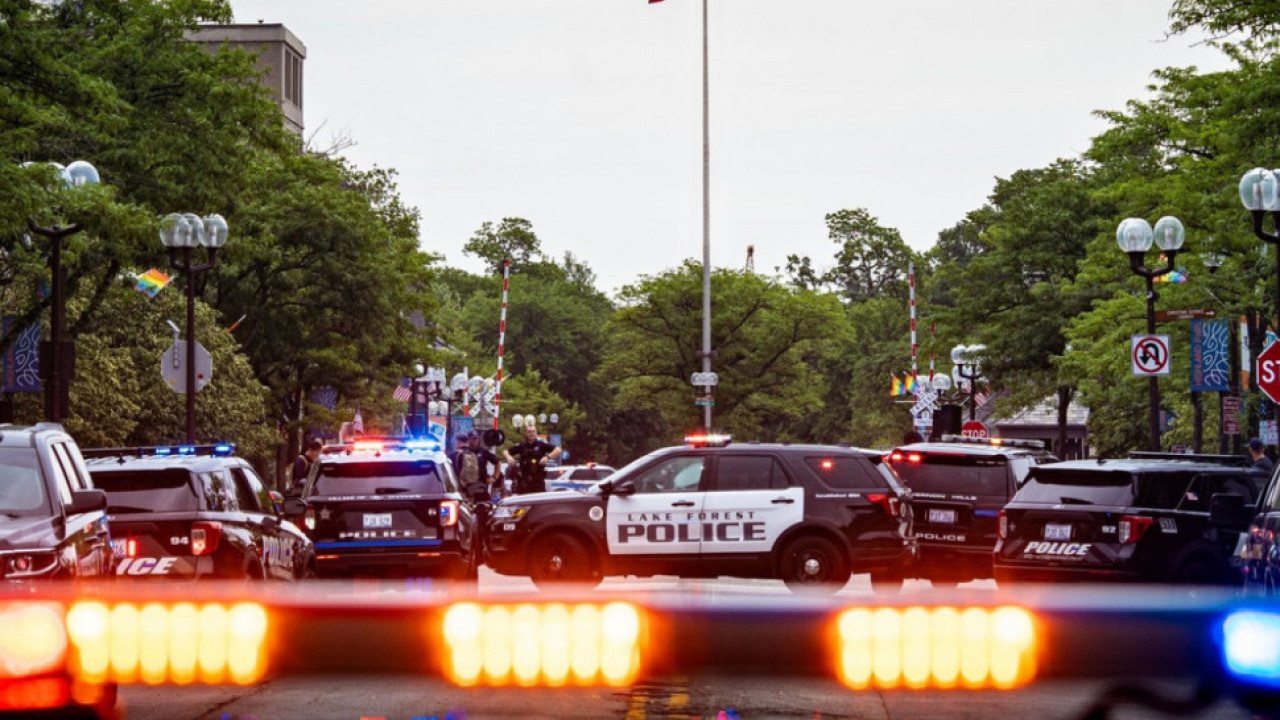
[1248, 437, 1275, 474]
[292, 439, 322, 489]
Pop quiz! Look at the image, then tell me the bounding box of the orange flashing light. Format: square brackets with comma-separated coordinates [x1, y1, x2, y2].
[0, 601, 67, 680]
[65, 601, 269, 685]
[835, 606, 1037, 690]
[352, 441, 385, 452]
[442, 602, 644, 688]
[683, 433, 731, 448]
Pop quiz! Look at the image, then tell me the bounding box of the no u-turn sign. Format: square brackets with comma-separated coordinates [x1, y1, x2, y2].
[1132, 334, 1171, 376]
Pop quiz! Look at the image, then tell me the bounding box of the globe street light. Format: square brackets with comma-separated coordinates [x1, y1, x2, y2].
[26, 160, 100, 423]
[951, 344, 986, 421]
[1118, 215, 1186, 451]
[1238, 167, 1280, 441]
[159, 212, 228, 443]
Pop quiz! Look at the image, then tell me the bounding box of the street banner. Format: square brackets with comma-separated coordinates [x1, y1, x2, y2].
[1190, 320, 1230, 392]
[450, 416, 474, 443]
[1264, 420, 1279, 447]
[1, 317, 40, 393]
[1223, 395, 1241, 436]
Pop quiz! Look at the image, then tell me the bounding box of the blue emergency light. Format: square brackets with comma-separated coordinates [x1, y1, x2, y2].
[1223, 610, 1280, 687]
[153, 446, 173, 456]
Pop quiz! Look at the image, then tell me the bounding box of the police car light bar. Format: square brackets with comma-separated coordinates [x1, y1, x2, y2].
[684, 433, 732, 448]
[937, 435, 1045, 450]
[80, 443, 237, 460]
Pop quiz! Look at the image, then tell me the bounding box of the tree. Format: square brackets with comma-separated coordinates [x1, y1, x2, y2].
[787, 208, 917, 304]
[595, 262, 843, 459]
[464, 217, 543, 275]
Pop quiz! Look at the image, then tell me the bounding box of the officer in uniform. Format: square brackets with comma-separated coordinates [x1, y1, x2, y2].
[504, 424, 561, 494]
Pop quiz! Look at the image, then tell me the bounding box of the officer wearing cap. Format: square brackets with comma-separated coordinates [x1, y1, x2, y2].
[1248, 437, 1275, 473]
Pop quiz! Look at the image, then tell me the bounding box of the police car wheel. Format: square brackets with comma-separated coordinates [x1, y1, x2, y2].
[529, 533, 600, 589]
[778, 536, 849, 592]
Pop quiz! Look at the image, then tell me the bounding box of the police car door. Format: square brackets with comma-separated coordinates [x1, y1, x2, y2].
[701, 454, 803, 556]
[606, 454, 707, 556]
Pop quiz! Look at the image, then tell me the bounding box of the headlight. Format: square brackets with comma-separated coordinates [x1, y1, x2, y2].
[2, 550, 59, 578]
[493, 505, 529, 520]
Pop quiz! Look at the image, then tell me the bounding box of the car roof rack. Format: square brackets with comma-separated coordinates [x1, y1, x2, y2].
[1126, 451, 1254, 467]
[81, 443, 236, 460]
[936, 435, 1046, 450]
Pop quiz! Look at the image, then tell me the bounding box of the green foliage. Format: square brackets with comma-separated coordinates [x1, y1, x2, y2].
[787, 208, 918, 304]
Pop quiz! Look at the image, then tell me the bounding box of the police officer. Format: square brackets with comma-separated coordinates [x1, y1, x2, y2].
[504, 424, 561, 494]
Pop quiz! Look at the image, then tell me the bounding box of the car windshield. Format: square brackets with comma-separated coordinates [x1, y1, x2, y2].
[92, 469, 200, 513]
[0, 448, 48, 516]
[1014, 467, 1135, 506]
[892, 453, 1009, 496]
[312, 460, 453, 496]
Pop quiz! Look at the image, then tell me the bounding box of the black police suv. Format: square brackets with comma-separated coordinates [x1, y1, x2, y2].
[994, 454, 1267, 585]
[886, 435, 1056, 586]
[85, 444, 315, 581]
[486, 435, 915, 592]
[1235, 461, 1280, 594]
[0, 423, 112, 581]
[285, 438, 479, 580]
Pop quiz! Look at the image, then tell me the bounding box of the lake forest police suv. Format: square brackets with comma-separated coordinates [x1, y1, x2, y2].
[485, 436, 916, 592]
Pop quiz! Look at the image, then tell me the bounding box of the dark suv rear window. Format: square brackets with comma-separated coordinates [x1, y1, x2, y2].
[1014, 468, 1135, 506]
[804, 456, 887, 489]
[93, 470, 200, 513]
[892, 454, 1009, 496]
[313, 460, 454, 496]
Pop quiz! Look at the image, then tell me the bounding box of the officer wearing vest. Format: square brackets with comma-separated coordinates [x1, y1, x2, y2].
[454, 431, 501, 500]
[504, 424, 562, 495]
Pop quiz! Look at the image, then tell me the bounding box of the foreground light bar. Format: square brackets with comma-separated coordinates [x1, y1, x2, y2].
[442, 602, 644, 687]
[65, 601, 269, 685]
[836, 606, 1037, 690]
[1223, 610, 1280, 687]
[0, 601, 67, 679]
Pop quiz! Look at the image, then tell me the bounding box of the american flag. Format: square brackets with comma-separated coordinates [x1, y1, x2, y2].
[392, 378, 412, 403]
[974, 391, 989, 408]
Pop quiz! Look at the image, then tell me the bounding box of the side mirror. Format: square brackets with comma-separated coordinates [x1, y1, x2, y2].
[609, 480, 637, 497]
[1210, 493, 1252, 526]
[67, 489, 107, 515]
[282, 498, 306, 517]
[268, 490, 285, 516]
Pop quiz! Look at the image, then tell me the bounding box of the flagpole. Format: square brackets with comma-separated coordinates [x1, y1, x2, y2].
[699, 0, 713, 433]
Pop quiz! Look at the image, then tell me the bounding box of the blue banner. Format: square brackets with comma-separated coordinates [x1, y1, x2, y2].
[2, 317, 40, 393]
[1190, 319, 1230, 392]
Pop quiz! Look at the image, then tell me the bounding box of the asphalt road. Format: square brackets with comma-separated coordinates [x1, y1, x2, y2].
[116, 570, 1256, 720]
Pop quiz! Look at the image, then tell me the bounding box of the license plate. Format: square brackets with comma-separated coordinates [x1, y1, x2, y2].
[927, 508, 957, 524]
[111, 539, 127, 556]
[363, 513, 393, 529]
[1044, 523, 1072, 541]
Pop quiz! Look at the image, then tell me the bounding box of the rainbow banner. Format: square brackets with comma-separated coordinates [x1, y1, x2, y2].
[890, 374, 904, 396]
[135, 269, 171, 298]
[1154, 269, 1188, 284]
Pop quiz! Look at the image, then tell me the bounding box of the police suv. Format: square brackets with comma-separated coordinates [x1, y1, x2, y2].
[0, 423, 112, 581]
[994, 453, 1266, 585]
[285, 438, 479, 580]
[85, 444, 315, 581]
[886, 435, 1056, 586]
[485, 435, 915, 592]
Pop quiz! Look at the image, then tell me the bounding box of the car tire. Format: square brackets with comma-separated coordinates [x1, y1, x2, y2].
[529, 533, 600, 590]
[1175, 560, 1223, 586]
[779, 536, 850, 593]
[869, 567, 905, 594]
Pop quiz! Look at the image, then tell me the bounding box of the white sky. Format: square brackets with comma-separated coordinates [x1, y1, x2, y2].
[229, 0, 1229, 294]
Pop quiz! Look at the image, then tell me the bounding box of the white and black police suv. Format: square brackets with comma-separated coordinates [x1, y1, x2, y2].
[485, 435, 916, 592]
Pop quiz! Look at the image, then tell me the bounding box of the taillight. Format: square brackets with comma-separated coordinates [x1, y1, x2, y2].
[866, 494, 898, 517]
[1118, 515, 1154, 544]
[907, 453, 922, 463]
[191, 522, 222, 556]
[304, 506, 316, 530]
[887, 452, 904, 463]
[440, 500, 460, 528]
[998, 510, 1008, 539]
[125, 539, 137, 558]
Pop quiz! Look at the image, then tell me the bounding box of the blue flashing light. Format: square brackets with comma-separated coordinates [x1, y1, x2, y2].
[1223, 610, 1280, 686]
[213, 443, 234, 456]
[177, 445, 196, 456]
[404, 439, 439, 451]
[153, 446, 173, 456]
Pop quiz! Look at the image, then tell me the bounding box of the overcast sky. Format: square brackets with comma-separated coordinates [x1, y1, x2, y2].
[228, 0, 1228, 294]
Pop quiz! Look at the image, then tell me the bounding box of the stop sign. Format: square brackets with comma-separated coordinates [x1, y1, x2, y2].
[961, 420, 988, 439]
[1258, 343, 1280, 403]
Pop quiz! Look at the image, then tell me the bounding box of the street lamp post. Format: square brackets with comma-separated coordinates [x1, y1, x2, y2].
[159, 213, 228, 444]
[1238, 168, 1280, 444]
[26, 160, 100, 424]
[950, 344, 985, 421]
[1117, 216, 1186, 451]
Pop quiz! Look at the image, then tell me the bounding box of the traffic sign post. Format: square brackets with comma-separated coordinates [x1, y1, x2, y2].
[160, 341, 212, 394]
[1258, 342, 1280, 404]
[1131, 335, 1171, 376]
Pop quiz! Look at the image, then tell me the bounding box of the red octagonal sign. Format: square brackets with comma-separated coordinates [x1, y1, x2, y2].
[1258, 343, 1280, 403]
